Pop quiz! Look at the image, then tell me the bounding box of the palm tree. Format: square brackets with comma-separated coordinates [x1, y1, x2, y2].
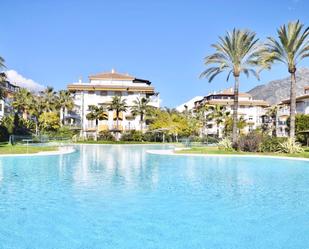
[259, 20, 309, 139]
[86, 105, 108, 141]
[131, 97, 153, 132]
[195, 104, 212, 137]
[200, 29, 262, 143]
[109, 96, 128, 131]
[42, 86, 57, 112]
[265, 105, 278, 136]
[58, 90, 74, 126]
[28, 96, 41, 135]
[208, 105, 229, 138]
[12, 88, 33, 119]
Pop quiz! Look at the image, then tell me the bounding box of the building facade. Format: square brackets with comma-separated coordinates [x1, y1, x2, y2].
[276, 86, 309, 137]
[194, 88, 269, 137]
[0, 75, 20, 118]
[67, 69, 160, 138]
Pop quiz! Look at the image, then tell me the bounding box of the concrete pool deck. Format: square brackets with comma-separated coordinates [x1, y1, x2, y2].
[146, 148, 309, 162]
[0, 146, 76, 158]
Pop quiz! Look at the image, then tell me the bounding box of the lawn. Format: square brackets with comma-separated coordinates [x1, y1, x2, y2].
[76, 141, 174, 145]
[176, 146, 309, 159]
[0, 143, 58, 155]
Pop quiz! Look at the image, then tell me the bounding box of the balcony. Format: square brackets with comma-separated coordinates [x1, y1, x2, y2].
[277, 107, 290, 117]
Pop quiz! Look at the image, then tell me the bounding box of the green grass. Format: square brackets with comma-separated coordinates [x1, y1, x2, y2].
[75, 140, 176, 145]
[176, 146, 309, 159]
[0, 143, 58, 154]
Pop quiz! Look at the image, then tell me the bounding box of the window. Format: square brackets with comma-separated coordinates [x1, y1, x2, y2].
[249, 125, 253, 132]
[100, 91, 107, 96]
[115, 92, 122, 97]
[88, 91, 95, 94]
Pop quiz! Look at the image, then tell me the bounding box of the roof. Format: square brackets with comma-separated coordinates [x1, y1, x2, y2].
[281, 94, 309, 104]
[201, 99, 269, 107]
[207, 88, 252, 98]
[88, 69, 151, 84]
[67, 84, 155, 94]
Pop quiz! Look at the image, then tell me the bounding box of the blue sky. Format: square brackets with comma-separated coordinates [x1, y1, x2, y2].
[1, 0, 309, 107]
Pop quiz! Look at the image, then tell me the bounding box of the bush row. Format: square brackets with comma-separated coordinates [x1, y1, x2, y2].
[221, 131, 304, 154]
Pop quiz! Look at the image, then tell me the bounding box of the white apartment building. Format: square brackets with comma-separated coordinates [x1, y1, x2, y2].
[194, 88, 269, 137]
[276, 86, 309, 137]
[0, 76, 20, 118]
[67, 69, 160, 138]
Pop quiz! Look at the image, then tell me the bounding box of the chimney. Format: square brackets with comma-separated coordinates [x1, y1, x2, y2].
[78, 76, 82, 83]
[111, 68, 115, 74]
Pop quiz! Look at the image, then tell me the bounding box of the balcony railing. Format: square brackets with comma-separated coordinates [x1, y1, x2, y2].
[278, 107, 290, 116]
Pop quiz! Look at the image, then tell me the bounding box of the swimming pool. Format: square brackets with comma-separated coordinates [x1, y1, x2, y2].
[0, 145, 308, 249]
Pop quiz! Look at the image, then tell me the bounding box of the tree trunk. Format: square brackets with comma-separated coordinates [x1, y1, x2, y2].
[35, 120, 38, 136]
[116, 111, 120, 141]
[232, 76, 240, 143]
[289, 72, 296, 139]
[116, 111, 119, 130]
[140, 114, 144, 133]
[217, 121, 220, 138]
[22, 111, 28, 120]
[95, 119, 98, 141]
[60, 107, 64, 127]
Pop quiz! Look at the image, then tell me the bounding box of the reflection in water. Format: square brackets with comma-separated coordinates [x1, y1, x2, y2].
[67, 145, 161, 191]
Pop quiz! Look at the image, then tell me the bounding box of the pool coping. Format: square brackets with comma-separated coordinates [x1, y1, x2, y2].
[0, 146, 76, 158]
[146, 149, 309, 162]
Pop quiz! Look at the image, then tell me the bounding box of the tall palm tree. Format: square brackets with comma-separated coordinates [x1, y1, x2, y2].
[109, 96, 128, 131]
[28, 96, 41, 135]
[265, 105, 278, 137]
[58, 90, 74, 126]
[200, 29, 262, 143]
[42, 86, 57, 112]
[131, 97, 152, 132]
[12, 88, 33, 119]
[259, 20, 309, 139]
[195, 104, 212, 137]
[208, 105, 229, 138]
[86, 105, 108, 141]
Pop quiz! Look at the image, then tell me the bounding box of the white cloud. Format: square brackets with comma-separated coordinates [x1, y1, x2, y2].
[4, 70, 45, 92]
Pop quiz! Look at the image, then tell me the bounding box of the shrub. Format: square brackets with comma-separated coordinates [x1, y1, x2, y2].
[39, 112, 60, 131]
[278, 138, 304, 154]
[218, 138, 233, 151]
[235, 132, 264, 152]
[142, 132, 161, 142]
[295, 114, 309, 145]
[259, 137, 287, 152]
[43, 126, 79, 139]
[121, 130, 143, 141]
[0, 125, 9, 142]
[98, 130, 115, 141]
[201, 136, 219, 144]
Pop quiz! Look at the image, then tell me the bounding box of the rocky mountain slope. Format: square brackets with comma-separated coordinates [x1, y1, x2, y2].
[248, 68, 309, 104]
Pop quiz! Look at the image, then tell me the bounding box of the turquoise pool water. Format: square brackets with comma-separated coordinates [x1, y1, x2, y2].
[0, 145, 308, 249]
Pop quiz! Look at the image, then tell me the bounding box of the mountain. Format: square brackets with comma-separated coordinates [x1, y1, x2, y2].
[248, 68, 309, 105]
